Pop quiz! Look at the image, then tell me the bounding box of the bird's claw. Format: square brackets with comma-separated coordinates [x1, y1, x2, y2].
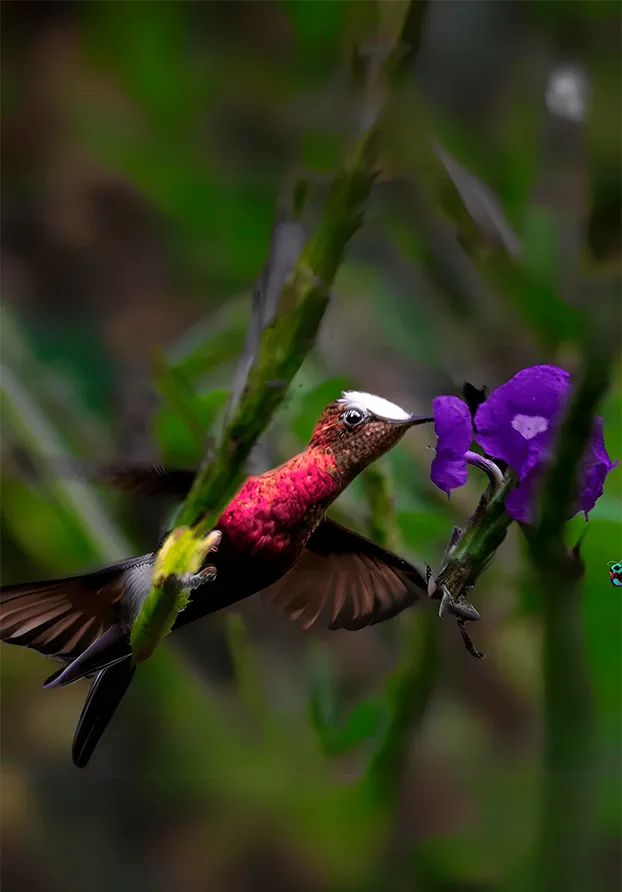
[435, 584, 484, 659]
[205, 530, 222, 553]
[436, 584, 480, 622]
[457, 618, 485, 659]
[180, 565, 218, 593]
[450, 595, 480, 623]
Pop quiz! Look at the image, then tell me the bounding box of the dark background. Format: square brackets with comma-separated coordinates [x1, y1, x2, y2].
[1, 3, 620, 891]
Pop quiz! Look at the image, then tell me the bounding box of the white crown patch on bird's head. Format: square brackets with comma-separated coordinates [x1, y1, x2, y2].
[337, 391, 411, 422]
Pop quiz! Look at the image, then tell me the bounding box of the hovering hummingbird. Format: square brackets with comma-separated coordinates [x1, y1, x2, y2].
[0, 391, 433, 768]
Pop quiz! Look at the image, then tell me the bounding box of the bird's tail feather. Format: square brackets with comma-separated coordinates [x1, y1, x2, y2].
[72, 662, 136, 769]
[43, 624, 131, 688]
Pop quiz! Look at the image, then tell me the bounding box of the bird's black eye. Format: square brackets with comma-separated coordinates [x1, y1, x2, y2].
[342, 408, 365, 429]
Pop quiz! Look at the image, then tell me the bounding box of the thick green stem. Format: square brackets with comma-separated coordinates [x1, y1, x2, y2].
[526, 326, 616, 892]
[536, 564, 596, 892]
[362, 462, 439, 807]
[361, 462, 400, 552]
[364, 608, 439, 807]
[134, 0, 424, 661]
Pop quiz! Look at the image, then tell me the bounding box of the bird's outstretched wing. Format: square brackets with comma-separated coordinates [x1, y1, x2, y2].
[261, 518, 426, 631]
[65, 460, 196, 500]
[0, 563, 127, 661]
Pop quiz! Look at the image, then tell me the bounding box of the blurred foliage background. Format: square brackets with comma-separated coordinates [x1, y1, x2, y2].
[1, 2, 620, 891]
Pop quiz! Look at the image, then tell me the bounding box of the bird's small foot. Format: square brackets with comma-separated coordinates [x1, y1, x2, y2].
[437, 585, 480, 623]
[205, 530, 222, 553]
[457, 618, 485, 659]
[180, 565, 218, 592]
[450, 595, 480, 622]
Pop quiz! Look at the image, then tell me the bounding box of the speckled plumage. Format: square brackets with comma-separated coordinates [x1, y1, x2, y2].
[215, 398, 412, 569]
[216, 450, 340, 564]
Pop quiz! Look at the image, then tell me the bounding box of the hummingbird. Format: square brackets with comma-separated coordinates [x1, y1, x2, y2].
[0, 391, 433, 768]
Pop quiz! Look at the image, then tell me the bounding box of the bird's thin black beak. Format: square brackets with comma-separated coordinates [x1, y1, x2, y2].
[383, 414, 435, 427]
[404, 414, 435, 427]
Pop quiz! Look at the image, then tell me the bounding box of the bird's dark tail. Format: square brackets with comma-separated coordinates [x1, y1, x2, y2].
[72, 662, 136, 768]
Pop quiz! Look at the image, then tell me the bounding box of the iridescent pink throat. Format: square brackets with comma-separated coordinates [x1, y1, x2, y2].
[215, 449, 340, 561]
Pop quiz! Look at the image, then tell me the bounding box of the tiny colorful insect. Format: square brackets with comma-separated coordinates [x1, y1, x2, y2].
[608, 562, 622, 587]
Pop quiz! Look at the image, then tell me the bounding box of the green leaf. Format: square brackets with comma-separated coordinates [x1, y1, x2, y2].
[517, 205, 581, 343]
[154, 407, 204, 467]
[329, 697, 388, 755]
[308, 645, 387, 755]
[397, 510, 454, 556]
[195, 388, 230, 427]
[283, 0, 348, 56]
[307, 645, 340, 752]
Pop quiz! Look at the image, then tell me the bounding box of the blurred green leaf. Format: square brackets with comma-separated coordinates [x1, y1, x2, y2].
[331, 698, 388, 755]
[289, 376, 352, 442]
[398, 509, 454, 555]
[308, 645, 388, 756]
[517, 206, 581, 344]
[283, 0, 348, 56]
[84, 0, 204, 128]
[153, 388, 228, 468]
[153, 353, 229, 447]
[307, 645, 340, 751]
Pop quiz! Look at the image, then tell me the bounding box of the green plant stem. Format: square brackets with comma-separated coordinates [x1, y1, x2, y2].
[526, 327, 616, 892]
[362, 461, 439, 808]
[225, 613, 271, 738]
[432, 470, 516, 605]
[361, 461, 400, 552]
[536, 567, 596, 892]
[136, 0, 426, 661]
[364, 608, 438, 807]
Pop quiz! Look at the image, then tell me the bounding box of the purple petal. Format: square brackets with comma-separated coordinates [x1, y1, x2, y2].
[505, 466, 541, 523]
[474, 365, 570, 479]
[433, 396, 473, 453]
[431, 452, 470, 496]
[577, 417, 619, 520]
[430, 396, 473, 495]
[505, 416, 618, 524]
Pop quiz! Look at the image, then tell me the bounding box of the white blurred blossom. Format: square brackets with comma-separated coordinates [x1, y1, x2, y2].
[545, 66, 590, 123]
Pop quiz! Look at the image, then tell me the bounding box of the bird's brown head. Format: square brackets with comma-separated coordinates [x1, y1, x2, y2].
[308, 391, 433, 482]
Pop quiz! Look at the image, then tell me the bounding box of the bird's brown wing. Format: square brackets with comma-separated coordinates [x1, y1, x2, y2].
[0, 563, 129, 661]
[261, 518, 426, 631]
[69, 461, 197, 500]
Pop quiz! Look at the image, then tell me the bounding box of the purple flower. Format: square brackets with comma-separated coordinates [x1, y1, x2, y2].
[430, 365, 618, 523]
[503, 464, 542, 523]
[574, 417, 619, 520]
[430, 396, 473, 496]
[474, 365, 570, 479]
[503, 417, 619, 523]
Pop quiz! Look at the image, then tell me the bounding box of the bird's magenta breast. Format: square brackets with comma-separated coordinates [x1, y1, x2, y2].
[215, 452, 339, 561]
